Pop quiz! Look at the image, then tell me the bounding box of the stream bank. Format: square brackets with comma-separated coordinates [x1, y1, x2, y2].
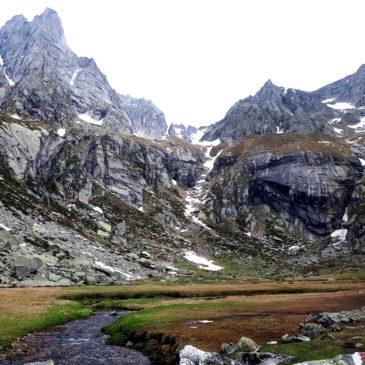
[0, 311, 151, 365]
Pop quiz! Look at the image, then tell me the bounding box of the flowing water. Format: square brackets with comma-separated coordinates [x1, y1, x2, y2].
[0, 311, 150, 365]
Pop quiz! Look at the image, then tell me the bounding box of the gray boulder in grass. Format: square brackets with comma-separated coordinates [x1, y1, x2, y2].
[237, 336, 260, 352]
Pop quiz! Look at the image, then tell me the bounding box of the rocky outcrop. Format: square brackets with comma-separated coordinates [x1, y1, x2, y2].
[203, 134, 363, 237]
[0, 9, 167, 138]
[168, 123, 198, 143]
[35, 130, 203, 209]
[119, 95, 167, 139]
[179, 343, 293, 365]
[295, 353, 365, 365]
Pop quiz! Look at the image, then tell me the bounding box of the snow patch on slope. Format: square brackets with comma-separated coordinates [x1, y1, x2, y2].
[94, 260, 134, 279]
[322, 97, 336, 104]
[0, 223, 12, 232]
[327, 102, 356, 110]
[184, 250, 223, 271]
[331, 229, 347, 242]
[57, 128, 66, 137]
[0, 56, 15, 86]
[78, 113, 103, 126]
[70, 69, 81, 86]
[349, 117, 365, 130]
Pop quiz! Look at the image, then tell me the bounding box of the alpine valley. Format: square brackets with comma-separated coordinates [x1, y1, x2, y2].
[1, 7, 365, 365]
[0, 8, 364, 289]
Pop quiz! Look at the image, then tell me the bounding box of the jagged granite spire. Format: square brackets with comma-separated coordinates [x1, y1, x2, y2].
[0, 8, 167, 138]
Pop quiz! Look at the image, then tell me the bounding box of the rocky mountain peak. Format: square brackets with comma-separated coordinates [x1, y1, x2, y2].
[31, 8, 65, 41]
[0, 8, 168, 138]
[356, 63, 365, 74]
[255, 79, 284, 98]
[167, 123, 197, 142]
[2, 14, 28, 28]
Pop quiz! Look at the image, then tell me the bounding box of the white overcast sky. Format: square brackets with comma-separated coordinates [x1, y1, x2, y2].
[1, 0, 364, 126]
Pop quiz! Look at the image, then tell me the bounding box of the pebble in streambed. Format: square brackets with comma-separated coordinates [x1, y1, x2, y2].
[0, 311, 150, 365]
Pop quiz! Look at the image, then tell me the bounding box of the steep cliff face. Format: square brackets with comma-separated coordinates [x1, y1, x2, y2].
[119, 95, 167, 140]
[0, 9, 167, 138]
[203, 134, 363, 238]
[36, 132, 203, 209]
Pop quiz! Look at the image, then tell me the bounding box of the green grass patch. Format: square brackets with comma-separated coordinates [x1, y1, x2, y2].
[82, 297, 170, 311]
[0, 302, 93, 350]
[103, 299, 259, 343]
[261, 340, 343, 363]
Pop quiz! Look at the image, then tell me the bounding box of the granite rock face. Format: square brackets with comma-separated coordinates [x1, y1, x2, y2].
[35, 130, 202, 208]
[203, 134, 363, 237]
[0, 8, 167, 138]
[119, 95, 167, 139]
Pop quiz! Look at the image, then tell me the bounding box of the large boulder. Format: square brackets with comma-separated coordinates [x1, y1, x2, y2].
[237, 336, 260, 352]
[12, 256, 43, 278]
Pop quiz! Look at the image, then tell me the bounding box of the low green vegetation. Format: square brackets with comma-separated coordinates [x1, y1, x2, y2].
[0, 302, 92, 349]
[261, 340, 343, 363]
[82, 297, 170, 311]
[1, 278, 364, 356]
